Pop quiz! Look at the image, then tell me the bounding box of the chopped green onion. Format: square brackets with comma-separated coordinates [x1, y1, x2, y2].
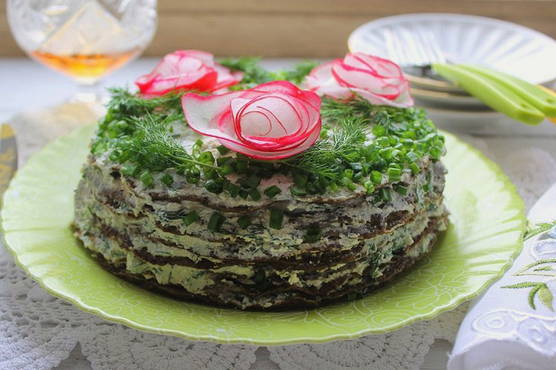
[208, 212, 225, 232]
[139, 171, 154, 188]
[371, 170, 383, 185]
[217, 157, 232, 166]
[234, 159, 248, 173]
[249, 189, 261, 201]
[241, 174, 261, 189]
[161, 173, 174, 186]
[198, 151, 215, 165]
[364, 181, 375, 194]
[121, 164, 136, 177]
[290, 185, 307, 196]
[293, 173, 308, 187]
[185, 168, 200, 184]
[406, 151, 419, 162]
[219, 164, 234, 175]
[216, 145, 230, 155]
[409, 163, 420, 175]
[237, 215, 251, 229]
[203, 168, 218, 180]
[224, 182, 240, 197]
[380, 187, 392, 203]
[264, 185, 282, 198]
[182, 211, 200, 226]
[341, 177, 357, 191]
[269, 208, 284, 229]
[387, 167, 402, 182]
[372, 125, 387, 136]
[430, 146, 442, 160]
[304, 225, 321, 243]
[204, 179, 223, 194]
[394, 184, 408, 195]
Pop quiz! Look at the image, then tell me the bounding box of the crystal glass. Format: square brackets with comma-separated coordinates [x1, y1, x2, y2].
[7, 0, 157, 103]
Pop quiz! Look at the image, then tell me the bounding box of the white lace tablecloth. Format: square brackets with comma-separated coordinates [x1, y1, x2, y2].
[1, 59, 556, 370]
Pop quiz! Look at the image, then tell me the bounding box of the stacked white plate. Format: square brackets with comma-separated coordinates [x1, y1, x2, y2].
[348, 14, 556, 134]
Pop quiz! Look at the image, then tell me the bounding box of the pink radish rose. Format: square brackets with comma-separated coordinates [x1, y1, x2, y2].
[304, 52, 413, 107]
[181, 81, 322, 160]
[136, 50, 243, 96]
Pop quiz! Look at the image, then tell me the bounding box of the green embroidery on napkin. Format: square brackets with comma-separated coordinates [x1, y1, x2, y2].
[501, 222, 556, 311]
[502, 281, 553, 311]
[524, 220, 556, 240]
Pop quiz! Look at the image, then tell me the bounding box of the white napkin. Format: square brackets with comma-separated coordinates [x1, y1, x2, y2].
[448, 183, 556, 370]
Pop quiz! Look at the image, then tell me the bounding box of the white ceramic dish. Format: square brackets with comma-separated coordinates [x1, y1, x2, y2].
[424, 106, 556, 136]
[348, 13, 556, 85]
[411, 87, 489, 110]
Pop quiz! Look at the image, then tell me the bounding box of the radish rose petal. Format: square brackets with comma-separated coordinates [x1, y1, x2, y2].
[135, 50, 243, 96]
[303, 52, 413, 107]
[182, 81, 322, 160]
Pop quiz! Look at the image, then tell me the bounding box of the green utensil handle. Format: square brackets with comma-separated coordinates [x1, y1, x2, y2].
[432, 64, 545, 125]
[459, 65, 556, 117]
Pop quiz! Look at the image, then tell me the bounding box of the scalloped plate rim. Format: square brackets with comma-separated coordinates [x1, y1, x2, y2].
[348, 12, 556, 85]
[0, 124, 526, 345]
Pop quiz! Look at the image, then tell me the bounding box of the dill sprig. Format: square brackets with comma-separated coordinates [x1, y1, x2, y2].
[287, 115, 368, 180]
[271, 60, 319, 84]
[218, 57, 272, 89]
[105, 88, 183, 119]
[219, 57, 318, 89]
[115, 114, 216, 172]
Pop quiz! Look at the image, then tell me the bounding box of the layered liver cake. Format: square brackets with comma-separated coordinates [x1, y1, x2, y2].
[73, 51, 448, 310]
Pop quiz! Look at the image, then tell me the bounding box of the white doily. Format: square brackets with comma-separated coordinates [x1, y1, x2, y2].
[1, 106, 556, 370]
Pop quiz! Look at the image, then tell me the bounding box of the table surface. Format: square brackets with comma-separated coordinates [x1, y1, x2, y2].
[1, 58, 555, 370]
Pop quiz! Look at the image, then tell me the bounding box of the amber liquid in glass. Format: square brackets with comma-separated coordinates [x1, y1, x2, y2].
[31, 49, 138, 84]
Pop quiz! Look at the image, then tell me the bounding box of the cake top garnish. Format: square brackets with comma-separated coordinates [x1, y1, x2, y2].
[91, 50, 444, 213]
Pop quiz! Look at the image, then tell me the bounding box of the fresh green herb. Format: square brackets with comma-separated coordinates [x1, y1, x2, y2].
[249, 188, 261, 201]
[240, 174, 261, 189]
[304, 225, 322, 243]
[204, 179, 224, 194]
[264, 185, 282, 198]
[269, 208, 284, 229]
[224, 182, 240, 197]
[219, 58, 318, 88]
[290, 185, 307, 197]
[208, 212, 225, 232]
[218, 57, 272, 89]
[121, 164, 137, 177]
[237, 215, 251, 229]
[216, 145, 230, 155]
[271, 60, 319, 84]
[139, 171, 154, 188]
[394, 184, 408, 195]
[161, 173, 174, 186]
[364, 181, 375, 194]
[182, 211, 200, 226]
[387, 167, 402, 182]
[103, 87, 183, 120]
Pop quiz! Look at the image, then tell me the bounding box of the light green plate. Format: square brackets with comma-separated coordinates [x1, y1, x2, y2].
[1, 125, 525, 345]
